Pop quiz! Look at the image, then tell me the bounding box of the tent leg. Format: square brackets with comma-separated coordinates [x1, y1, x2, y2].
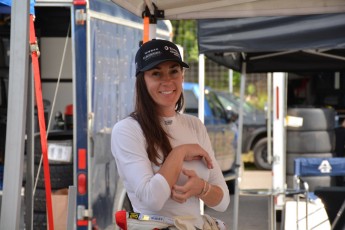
[24, 60, 35, 230]
[0, 0, 30, 229]
[198, 53, 205, 123]
[67, 185, 77, 230]
[272, 73, 287, 206]
[198, 53, 205, 214]
[267, 73, 272, 165]
[232, 62, 246, 230]
[229, 69, 233, 93]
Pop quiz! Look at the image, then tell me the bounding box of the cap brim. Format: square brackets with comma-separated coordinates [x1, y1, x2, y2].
[139, 59, 189, 73]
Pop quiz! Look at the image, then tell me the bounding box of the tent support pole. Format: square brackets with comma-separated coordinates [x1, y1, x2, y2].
[24, 59, 35, 230]
[0, 0, 30, 229]
[267, 73, 273, 165]
[198, 53, 205, 124]
[228, 69, 233, 93]
[303, 50, 345, 61]
[233, 62, 246, 230]
[198, 53, 205, 214]
[272, 72, 288, 229]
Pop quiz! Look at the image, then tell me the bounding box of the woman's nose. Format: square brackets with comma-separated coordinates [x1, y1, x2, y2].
[160, 73, 172, 81]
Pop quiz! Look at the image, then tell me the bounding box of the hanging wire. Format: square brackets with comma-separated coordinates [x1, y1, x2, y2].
[33, 23, 71, 196]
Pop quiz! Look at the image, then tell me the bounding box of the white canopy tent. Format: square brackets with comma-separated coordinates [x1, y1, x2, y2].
[111, 1, 345, 230]
[2, 0, 345, 229]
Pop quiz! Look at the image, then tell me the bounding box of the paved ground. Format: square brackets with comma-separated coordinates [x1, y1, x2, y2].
[205, 169, 275, 230]
[5, 166, 273, 230]
[205, 194, 272, 230]
[3, 164, 332, 230]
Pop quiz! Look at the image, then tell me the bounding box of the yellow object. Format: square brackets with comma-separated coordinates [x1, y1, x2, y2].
[242, 151, 254, 163]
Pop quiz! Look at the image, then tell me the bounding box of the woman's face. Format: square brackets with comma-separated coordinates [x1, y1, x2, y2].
[144, 61, 184, 116]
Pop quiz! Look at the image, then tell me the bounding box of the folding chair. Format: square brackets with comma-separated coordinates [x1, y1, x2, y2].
[314, 186, 345, 230]
[293, 157, 345, 230]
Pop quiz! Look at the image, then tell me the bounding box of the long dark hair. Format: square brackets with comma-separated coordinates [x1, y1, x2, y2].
[130, 72, 184, 165]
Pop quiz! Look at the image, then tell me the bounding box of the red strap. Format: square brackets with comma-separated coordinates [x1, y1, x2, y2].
[29, 14, 55, 230]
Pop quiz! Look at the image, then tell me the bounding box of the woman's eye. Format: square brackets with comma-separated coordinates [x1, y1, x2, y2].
[152, 71, 161, 77]
[170, 69, 180, 76]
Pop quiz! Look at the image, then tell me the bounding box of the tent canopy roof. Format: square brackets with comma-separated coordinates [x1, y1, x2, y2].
[111, 0, 345, 19]
[197, 13, 345, 73]
[112, 1, 345, 73]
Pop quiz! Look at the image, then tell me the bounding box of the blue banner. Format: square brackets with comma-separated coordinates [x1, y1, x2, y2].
[0, 0, 35, 14]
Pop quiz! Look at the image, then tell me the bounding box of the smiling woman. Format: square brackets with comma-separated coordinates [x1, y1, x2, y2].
[111, 39, 230, 229]
[143, 61, 184, 116]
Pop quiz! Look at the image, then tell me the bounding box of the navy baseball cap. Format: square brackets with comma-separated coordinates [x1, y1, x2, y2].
[135, 39, 189, 76]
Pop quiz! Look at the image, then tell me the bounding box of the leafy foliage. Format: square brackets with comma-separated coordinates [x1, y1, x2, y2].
[171, 20, 199, 62]
[171, 20, 266, 110]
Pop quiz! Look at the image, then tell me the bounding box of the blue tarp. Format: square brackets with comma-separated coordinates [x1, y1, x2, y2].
[0, 0, 35, 14]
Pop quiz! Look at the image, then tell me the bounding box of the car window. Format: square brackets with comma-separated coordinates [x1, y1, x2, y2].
[205, 91, 225, 119]
[217, 93, 238, 112]
[232, 94, 257, 113]
[183, 89, 198, 114]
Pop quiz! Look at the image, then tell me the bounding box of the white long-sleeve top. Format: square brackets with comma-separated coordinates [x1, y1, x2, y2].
[111, 113, 230, 229]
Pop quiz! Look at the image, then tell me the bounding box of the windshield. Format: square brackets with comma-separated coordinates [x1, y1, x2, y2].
[216, 91, 257, 114]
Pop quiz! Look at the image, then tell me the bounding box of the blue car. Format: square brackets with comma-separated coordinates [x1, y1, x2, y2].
[183, 82, 238, 182]
[215, 91, 270, 170]
[183, 82, 271, 171]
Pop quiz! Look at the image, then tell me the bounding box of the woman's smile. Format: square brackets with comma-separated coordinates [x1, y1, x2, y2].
[144, 61, 184, 116]
[160, 90, 174, 95]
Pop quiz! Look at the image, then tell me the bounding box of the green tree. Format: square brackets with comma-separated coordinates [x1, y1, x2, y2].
[171, 20, 199, 62]
[171, 20, 241, 93]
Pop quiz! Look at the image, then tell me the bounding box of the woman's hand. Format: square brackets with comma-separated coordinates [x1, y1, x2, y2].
[157, 144, 212, 190]
[176, 144, 213, 169]
[171, 169, 204, 203]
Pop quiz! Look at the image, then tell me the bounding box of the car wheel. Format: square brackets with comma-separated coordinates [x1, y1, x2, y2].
[253, 138, 272, 170]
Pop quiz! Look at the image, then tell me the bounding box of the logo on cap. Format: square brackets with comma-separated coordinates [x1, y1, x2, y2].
[135, 39, 189, 76]
[143, 48, 161, 62]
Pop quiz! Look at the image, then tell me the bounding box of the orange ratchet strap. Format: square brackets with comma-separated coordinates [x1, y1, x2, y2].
[29, 14, 55, 230]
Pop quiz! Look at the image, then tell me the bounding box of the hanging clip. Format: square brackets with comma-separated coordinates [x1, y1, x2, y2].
[30, 40, 40, 58]
[142, 2, 164, 22]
